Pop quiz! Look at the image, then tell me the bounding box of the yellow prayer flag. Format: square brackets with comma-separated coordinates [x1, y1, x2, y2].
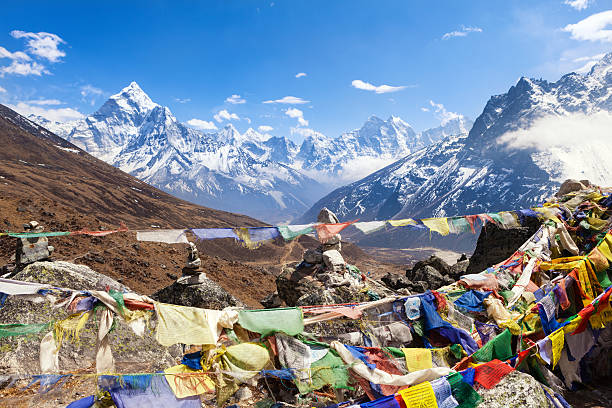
[164, 364, 215, 398]
[401, 348, 433, 372]
[398, 381, 437, 408]
[598, 235, 612, 262]
[154, 302, 216, 347]
[388, 219, 417, 227]
[550, 329, 564, 369]
[422, 218, 450, 236]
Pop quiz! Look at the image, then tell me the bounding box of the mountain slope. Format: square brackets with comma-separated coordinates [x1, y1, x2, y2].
[302, 52, 612, 246]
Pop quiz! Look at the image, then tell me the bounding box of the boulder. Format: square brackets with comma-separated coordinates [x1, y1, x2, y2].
[317, 208, 339, 224]
[303, 248, 323, 264]
[409, 265, 449, 290]
[556, 179, 589, 197]
[381, 273, 411, 290]
[410, 255, 452, 277]
[152, 275, 244, 309]
[0, 261, 179, 375]
[261, 292, 282, 309]
[478, 371, 551, 408]
[322, 250, 345, 272]
[448, 259, 470, 280]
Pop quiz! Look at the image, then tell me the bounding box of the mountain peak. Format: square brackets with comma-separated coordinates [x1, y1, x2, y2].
[588, 52, 612, 76]
[108, 81, 157, 113]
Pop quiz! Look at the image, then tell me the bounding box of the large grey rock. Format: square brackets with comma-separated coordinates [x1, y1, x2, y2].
[322, 250, 345, 272]
[478, 371, 551, 408]
[260, 292, 282, 309]
[0, 261, 179, 375]
[303, 248, 323, 264]
[16, 236, 51, 265]
[408, 265, 453, 290]
[153, 275, 244, 309]
[556, 179, 589, 197]
[381, 273, 411, 290]
[317, 207, 339, 224]
[410, 255, 452, 277]
[448, 259, 470, 280]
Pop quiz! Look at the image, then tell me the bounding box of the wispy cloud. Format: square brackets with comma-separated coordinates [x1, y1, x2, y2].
[25, 99, 62, 106]
[186, 118, 218, 130]
[174, 97, 191, 104]
[428, 100, 461, 125]
[0, 30, 66, 77]
[285, 107, 308, 127]
[563, 11, 612, 42]
[9, 101, 84, 122]
[0, 86, 6, 93]
[564, 0, 591, 10]
[226, 94, 246, 104]
[290, 127, 322, 138]
[442, 26, 483, 40]
[214, 109, 240, 123]
[420, 107, 430, 112]
[258, 125, 274, 132]
[263, 96, 309, 104]
[351, 79, 407, 94]
[10, 30, 66, 62]
[295, 72, 307, 78]
[0, 46, 30, 61]
[0, 60, 47, 76]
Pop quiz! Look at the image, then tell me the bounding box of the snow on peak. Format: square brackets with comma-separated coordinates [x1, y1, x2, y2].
[106, 81, 158, 115]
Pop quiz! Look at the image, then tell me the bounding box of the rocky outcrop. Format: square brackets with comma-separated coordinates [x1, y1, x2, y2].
[478, 371, 551, 408]
[0, 261, 179, 375]
[467, 217, 540, 274]
[152, 276, 244, 309]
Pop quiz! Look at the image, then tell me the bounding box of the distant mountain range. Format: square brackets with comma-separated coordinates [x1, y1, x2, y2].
[28, 82, 471, 223]
[302, 52, 612, 240]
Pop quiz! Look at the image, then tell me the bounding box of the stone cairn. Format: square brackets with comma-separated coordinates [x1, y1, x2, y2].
[176, 242, 208, 285]
[15, 221, 54, 266]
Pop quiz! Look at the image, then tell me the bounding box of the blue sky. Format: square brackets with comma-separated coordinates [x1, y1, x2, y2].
[0, 0, 611, 141]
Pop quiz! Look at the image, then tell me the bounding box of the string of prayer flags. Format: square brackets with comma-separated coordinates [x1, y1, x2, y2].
[136, 229, 189, 244]
[388, 219, 418, 227]
[422, 218, 450, 236]
[354, 221, 387, 234]
[315, 220, 357, 243]
[191, 228, 238, 241]
[237, 307, 304, 337]
[234, 227, 279, 249]
[277, 224, 314, 241]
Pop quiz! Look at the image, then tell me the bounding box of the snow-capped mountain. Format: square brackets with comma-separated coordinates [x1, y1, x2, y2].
[44, 82, 321, 223]
[291, 115, 472, 183]
[301, 52, 612, 235]
[27, 81, 466, 222]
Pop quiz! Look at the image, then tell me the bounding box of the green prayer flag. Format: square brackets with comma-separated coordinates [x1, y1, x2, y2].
[8, 231, 71, 238]
[472, 328, 513, 363]
[296, 349, 352, 394]
[238, 307, 304, 337]
[447, 372, 482, 408]
[277, 225, 313, 241]
[0, 322, 50, 338]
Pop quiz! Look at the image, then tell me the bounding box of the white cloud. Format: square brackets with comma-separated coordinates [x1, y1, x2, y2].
[226, 94, 246, 104]
[290, 127, 323, 138]
[263, 96, 309, 104]
[563, 11, 612, 42]
[25, 99, 62, 106]
[174, 97, 191, 104]
[258, 125, 274, 132]
[186, 118, 218, 130]
[571, 53, 606, 73]
[214, 109, 240, 123]
[420, 107, 430, 112]
[80, 84, 103, 97]
[429, 100, 461, 125]
[351, 79, 406, 94]
[0, 86, 6, 93]
[10, 30, 66, 62]
[497, 112, 612, 185]
[9, 101, 84, 122]
[0, 60, 47, 76]
[442, 26, 483, 40]
[0, 46, 30, 61]
[285, 108, 308, 126]
[295, 72, 307, 78]
[564, 0, 591, 10]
